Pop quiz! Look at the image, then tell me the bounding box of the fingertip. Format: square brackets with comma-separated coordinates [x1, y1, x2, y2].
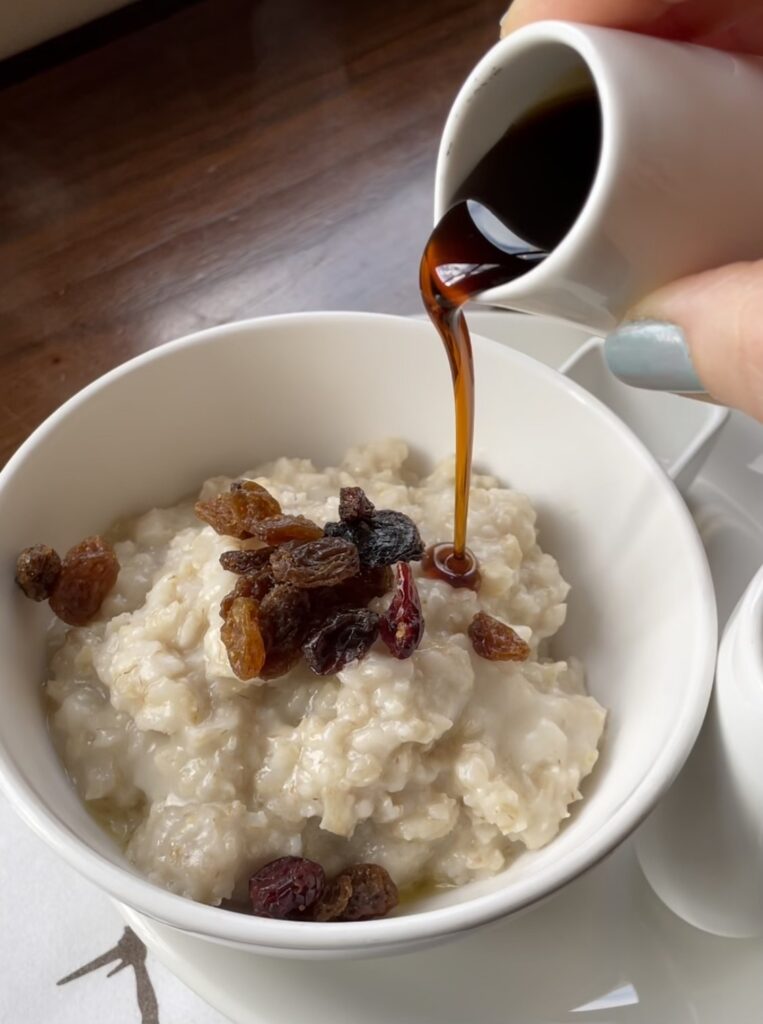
[603, 319, 706, 393]
[623, 261, 763, 422]
[499, 0, 538, 36]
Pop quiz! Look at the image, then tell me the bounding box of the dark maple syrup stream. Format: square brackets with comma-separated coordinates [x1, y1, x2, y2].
[419, 89, 601, 589]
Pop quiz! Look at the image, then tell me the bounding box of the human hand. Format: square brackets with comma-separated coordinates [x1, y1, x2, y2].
[501, 0, 763, 421]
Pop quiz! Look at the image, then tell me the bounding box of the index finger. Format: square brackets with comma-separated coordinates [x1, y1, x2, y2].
[500, 0, 763, 54]
[501, 0, 673, 37]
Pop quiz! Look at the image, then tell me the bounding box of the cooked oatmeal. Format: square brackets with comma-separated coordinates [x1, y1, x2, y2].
[46, 441, 606, 905]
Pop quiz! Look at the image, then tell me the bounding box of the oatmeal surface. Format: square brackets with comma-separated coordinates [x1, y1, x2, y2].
[47, 441, 605, 904]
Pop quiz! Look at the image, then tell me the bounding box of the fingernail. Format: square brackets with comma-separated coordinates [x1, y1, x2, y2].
[604, 319, 705, 393]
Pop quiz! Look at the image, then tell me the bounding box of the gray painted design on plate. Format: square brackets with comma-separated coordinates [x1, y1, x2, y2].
[57, 926, 159, 1024]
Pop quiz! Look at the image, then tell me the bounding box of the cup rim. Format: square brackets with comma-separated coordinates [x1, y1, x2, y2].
[0, 311, 717, 952]
[433, 20, 627, 304]
[727, 563, 763, 688]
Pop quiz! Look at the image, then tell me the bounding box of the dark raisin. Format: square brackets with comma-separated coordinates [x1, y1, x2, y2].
[334, 564, 393, 605]
[15, 544, 62, 602]
[309, 565, 393, 618]
[324, 509, 424, 568]
[251, 515, 324, 546]
[220, 567, 275, 619]
[311, 873, 353, 921]
[220, 592, 235, 620]
[270, 537, 360, 589]
[195, 482, 281, 539]
[249, 856, 325, 919]
[220, 596, 266, 680]
[302, 608, 380, 675]
[48, 537, 119, 626]
[379, 562, 424, 659]
[338, 486, 375, 523]
[219, 548, 273, 575]
[468, 611, 531, 661]
[334, 863, 398, 921]
[259, 584, 311, 679]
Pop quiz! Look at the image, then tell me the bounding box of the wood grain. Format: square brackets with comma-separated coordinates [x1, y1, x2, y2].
[0, 0, 501, 466]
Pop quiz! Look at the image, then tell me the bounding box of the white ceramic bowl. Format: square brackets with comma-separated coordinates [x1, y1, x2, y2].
[0, 312, 716, 958]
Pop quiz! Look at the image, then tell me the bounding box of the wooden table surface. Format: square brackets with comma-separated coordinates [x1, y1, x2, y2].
[0, 0, 502, 466]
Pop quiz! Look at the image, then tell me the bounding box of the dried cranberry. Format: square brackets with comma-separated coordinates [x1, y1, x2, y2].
[302, 608, 380, 675]
[468, 611, 531, 661]
[379, 562, 424, 659]
[338, 486, 375, 523]
[324, 509, 424, 568]
[15, 544, 61, 602]
[249, 856, 325, 919]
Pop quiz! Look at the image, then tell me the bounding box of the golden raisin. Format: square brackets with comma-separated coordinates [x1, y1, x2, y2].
[332, 863, 398, 921]
[270, 537, 360, 589]
[48, 537, 120, 627]
[468, 611, 530, 661]
[311, 873, 353, 921]
[15, 544, 61, 601]
[195, 481, 281, 539]
[230, 479, 282, 517]
[221, 596, 266, 680]
[250, 515, 324, 546]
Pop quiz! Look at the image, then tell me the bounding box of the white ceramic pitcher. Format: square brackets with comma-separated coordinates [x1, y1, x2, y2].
[434, 20, 763, 334]
[435, 20, 763, 937]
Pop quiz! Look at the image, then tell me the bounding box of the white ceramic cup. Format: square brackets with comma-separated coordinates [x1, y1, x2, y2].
[637, 564, 763, 938]
[435, 21, 763, 333]
[0, 312, 716, 957]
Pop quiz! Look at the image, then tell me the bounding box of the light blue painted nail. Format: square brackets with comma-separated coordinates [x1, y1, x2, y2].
[604, 319, 705, 393]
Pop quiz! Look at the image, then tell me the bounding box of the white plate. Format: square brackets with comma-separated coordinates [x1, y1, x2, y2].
[117, 310, 763, 1022]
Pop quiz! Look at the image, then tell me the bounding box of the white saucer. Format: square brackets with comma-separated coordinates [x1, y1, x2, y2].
[118, 311, 763, 1023]
[121, 837, 763, 1023]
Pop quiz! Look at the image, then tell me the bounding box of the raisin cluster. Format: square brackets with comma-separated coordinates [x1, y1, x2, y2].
[247, 856, 399, 922]
[15, 537, 120, 626]
[207, 482, 427, 681]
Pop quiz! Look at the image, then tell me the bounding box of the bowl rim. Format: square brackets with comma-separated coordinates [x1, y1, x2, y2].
[0, 310, 717, 952]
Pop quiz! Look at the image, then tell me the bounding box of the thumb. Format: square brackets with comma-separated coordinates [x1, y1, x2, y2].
[603, 261, 763, 422]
